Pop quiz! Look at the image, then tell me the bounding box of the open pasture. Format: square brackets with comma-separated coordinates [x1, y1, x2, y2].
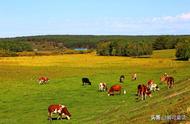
[0, 50, 190, 124]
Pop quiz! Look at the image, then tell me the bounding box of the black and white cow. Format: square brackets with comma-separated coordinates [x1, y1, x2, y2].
[82, 78, 91, 85]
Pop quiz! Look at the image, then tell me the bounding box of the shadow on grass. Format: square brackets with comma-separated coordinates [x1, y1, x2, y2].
[48, 118, 68, 121]
[174, 58, 190, 61]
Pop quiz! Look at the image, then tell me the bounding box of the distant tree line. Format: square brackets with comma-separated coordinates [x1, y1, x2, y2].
[97, 40, 153, 57]
[0, 35, 190, 59]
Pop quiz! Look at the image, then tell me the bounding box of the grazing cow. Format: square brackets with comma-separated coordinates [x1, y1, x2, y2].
[48, 104, 71, 120]
[147, 80, 159, 91]
[160, 75, 174, 88]
[165, 76, 174, 88]
[38, 77, 49, 84]
[137, 84, 152, 100]
[99, 82, 107, 92]
[132, 73, 137, 81]
[119, 75, 125, 83]
[108, 84, 122, 96]
[82, 78, 91, 86]
[149, 84, 160, 91]
[147, 80, 160, 91]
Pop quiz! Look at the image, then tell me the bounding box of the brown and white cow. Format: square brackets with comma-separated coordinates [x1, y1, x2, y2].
[160, 75, 174, 88]
[108, 84, 122, 96]
[99, 82, 107, 92]
[48, 104, 71, 120]
[147, 80, 160, 91]
[38, 77, 49, 84]
[137, 84, 152, 100]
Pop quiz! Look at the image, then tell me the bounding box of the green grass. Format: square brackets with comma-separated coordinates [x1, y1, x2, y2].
[0, 49, 190, 124]
[152, 49, 176, 58]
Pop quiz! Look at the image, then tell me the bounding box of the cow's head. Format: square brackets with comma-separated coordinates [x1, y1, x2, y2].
[160, 75, 168, 82]
[108, 89, 114, 96]
[62, 107, 71, 117]
[156, 85, 160, 91]
[108, 93, 114, 96]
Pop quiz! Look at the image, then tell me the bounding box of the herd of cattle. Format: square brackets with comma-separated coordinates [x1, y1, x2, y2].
[38, 73, 174, 120]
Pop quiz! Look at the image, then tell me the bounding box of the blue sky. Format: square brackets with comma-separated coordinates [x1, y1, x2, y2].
[0, 0, 190, 37]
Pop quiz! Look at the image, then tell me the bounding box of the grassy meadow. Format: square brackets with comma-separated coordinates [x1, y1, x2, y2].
[0, 49, 190, 124]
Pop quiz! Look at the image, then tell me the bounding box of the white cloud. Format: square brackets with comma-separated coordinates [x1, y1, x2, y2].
[178, 12, 190, 20]
[97, 12, 190, 35]
[151, 12, 190, 22]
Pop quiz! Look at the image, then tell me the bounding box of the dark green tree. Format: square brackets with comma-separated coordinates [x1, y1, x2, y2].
[176, 39, 190, 60]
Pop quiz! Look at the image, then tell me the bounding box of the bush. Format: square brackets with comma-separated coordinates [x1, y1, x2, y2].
[176, 39, 190, 60]
[153, 36, 177, 50]
[0, 49, 17, 57]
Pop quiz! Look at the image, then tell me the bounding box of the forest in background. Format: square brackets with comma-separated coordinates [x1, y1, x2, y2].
[0, 35, 190, 59]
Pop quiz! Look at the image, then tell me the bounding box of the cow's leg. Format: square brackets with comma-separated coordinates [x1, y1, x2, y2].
[144, 92, 146, 100]
[172, 81, 174, 88]
[137, 90, 140, 96]
[170, 80, 174, 88]
[171, 81, 174, 88]
[119, 90, 121, 95]
[98, 86, 101, 91]
[58, 113, 63, 120]
[42, 81, 45, 85]
[66, 115, 70, 120]
[57, 115, 61, 120]
[39, 80, 42, 84]
[141, 92, 143, 100]
[167, 81, 170, 89]
[48, 112, 52, 120]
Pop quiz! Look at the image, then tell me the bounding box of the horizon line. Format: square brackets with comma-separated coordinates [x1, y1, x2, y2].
[1, 33, 190, 39]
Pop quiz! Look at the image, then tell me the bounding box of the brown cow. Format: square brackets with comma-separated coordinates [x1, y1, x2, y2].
[38, 77, 49, 84]
[108, 84, 122, 96]
[160, 75, 174, 88]
[48, 104, 71, 120]
[137, 84, 152, 100]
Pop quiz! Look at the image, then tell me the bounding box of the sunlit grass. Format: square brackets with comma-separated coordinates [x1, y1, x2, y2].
[0, 50, 186, 69]
[0, 49, 190, 124]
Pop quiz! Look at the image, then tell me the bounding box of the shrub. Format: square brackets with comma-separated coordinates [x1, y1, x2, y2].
[176, 39, 190, 60]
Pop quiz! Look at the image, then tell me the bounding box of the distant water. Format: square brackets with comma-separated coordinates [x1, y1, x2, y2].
[74, 48, 88, 51]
